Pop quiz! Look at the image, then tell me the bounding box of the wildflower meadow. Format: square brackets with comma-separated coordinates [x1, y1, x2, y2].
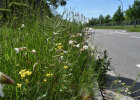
[0, 1, 110, 99]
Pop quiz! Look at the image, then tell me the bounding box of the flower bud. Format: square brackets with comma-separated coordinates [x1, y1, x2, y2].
[0, 72, 14, 84]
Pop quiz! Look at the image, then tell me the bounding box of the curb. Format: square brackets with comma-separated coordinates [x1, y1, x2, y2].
[103, 69, 134, 100]
[85, 29, 104, 100]
[93, 81, 103, 100]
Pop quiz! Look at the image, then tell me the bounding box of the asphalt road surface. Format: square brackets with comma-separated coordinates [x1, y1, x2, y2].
[91, 29, 140, 99]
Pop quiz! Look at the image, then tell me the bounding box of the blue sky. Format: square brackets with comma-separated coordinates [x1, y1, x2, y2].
[57, 0, 134, 19]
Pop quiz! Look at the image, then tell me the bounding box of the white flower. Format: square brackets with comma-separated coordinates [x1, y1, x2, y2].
[60, 56, 63, 61]
[53, 32, 59, 35]
[118, 80, 122, 83]
[26, 33, 28, 36]
[76, 44, 80, 48]
[83, 45, 88, 50]
[23, 47, 27, 49]
[71, 35, 75, 38]
[32, 49, 36, 53]
[19, 47, 27, 50]
[14, 48, 19, 54]
[0, 84, 4, 97]
[23, 53, 27, 56]
[77, 33, 82, 37]
[125, 88, 129, 93]
[63, 51, 68, 54]
[89, 28, 93, 31]
[69, 40, 73, 45]
[21, 24, 25, 28]
[18, 28, 20, 30]
[96, 54, 100, 60]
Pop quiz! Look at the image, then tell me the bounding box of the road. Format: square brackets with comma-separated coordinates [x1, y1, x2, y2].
[91, 29, 140, 99]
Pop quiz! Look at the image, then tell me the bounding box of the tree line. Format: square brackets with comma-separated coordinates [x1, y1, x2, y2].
[0, 0, 67, 24]
[88, 0, 140, 26]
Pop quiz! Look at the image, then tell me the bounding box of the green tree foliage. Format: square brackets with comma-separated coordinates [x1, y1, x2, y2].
[112, 6, 124, 24]
[98, 14, 104, 24]
[104, 14, 111, 23]
[0, 0, 67, 24]
[133, 0, 140, 19]
[124, 5, 133, 20]
[47, 0, 67, 8]
[88, 18, 99, 25]
[0, 0, 67, 8]
[125, 0, 140, 20]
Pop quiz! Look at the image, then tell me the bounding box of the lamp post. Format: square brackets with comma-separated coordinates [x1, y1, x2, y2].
[118, 0, 123, 12]
[118, 0, 123, 25]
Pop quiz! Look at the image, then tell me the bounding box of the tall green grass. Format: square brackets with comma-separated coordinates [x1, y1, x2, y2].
[0, 2, 110, 99]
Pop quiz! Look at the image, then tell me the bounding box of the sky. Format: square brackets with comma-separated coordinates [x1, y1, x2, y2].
[57, 0, 134, 19]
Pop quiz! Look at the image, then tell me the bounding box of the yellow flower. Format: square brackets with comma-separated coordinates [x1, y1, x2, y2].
[21, 74, 26, 79]
[121, 83, 125, 86]
[56, 43, 62, 46]
[26, 70, 32, 76]
[55, 48, 58, 51]
[64, 66, 68, 69]
[19, 69, 26, 75]
[25, 79, 29, 83]
[17, 83, 22, 88]
[19, 69, 32, 79]
[46, 73, 53, 77]
[44, 79, 47, 82]
[58, 43, 62, 45]
[113, 80, 118, 84]
[57, 46, 62, 49]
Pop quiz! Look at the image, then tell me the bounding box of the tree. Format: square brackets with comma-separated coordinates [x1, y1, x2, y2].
[125, 5, 133, 20]
[98, 14, 104, 24]
[104, 14, 111, 23]
[132, 0, 140, 19]
[112, 6, 124, 24]
[125, 0, 140, 20]
[88, 17, 99, 25]
[0, 0, 67, 22]
[47, 0, 67, 8]
[0, 0, 67, 8]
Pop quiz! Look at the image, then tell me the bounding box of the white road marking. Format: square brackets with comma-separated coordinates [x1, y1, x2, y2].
[122, 31, 126, 32]
[109, 30, 113, 32]
[118, 33, 129, 35]
[135, 36, 140, 39]
[136, 64, 140, 68]
[113, 31, 129, 35]
[115, 32, 121, 33]
[130, 36, 140, 39]
[130, 36, 137, 38]
[114, 30, 127, 33]
[104, 33, 113, 35]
